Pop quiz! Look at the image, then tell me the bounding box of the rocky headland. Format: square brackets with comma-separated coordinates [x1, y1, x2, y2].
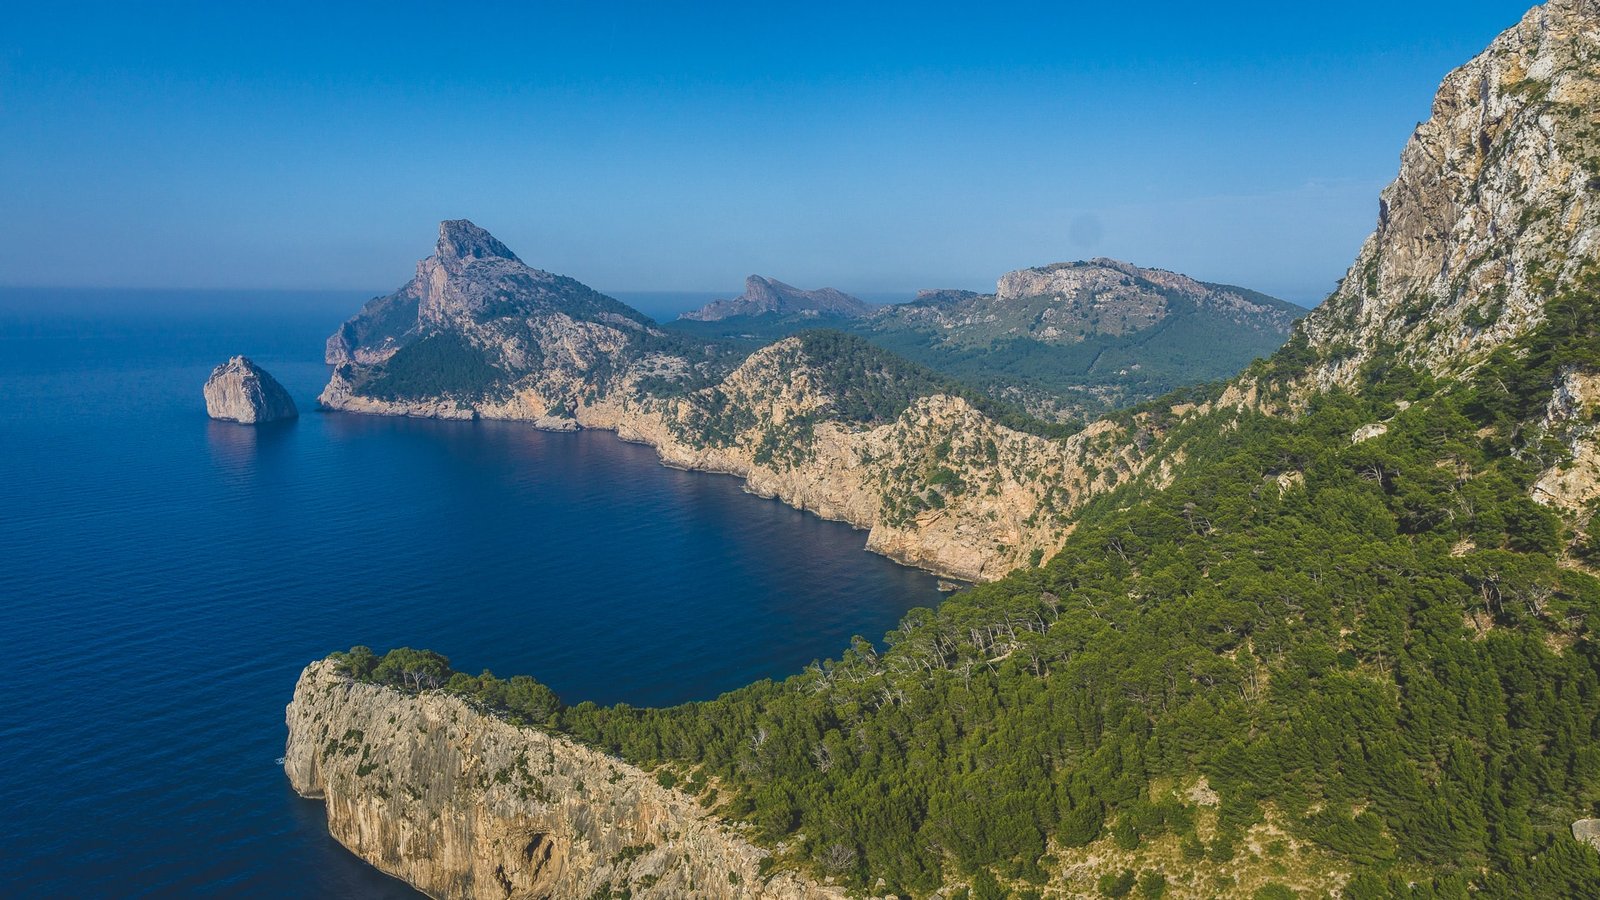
[285, 660, 841, 900]
[317, 221, 1162, 581]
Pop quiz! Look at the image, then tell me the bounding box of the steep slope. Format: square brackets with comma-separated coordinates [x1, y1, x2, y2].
[301, 3, 1600, 898]
[285, 660, 839, 900]
[321, 226, 1156, 580]
[678, 276, 871, 322]
[1304, 0, 1600, 384]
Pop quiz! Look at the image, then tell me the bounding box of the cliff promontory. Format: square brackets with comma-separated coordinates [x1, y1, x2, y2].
[285, 660, 839, 900]
[318, 223, 1161, 580]
[203, 356, 298, 424]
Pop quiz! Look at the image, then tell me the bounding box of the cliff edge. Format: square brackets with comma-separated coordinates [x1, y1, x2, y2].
[285, 660, 841, 900]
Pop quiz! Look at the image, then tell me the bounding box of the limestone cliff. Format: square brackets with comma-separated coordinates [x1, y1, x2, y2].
[1303, 0, 1600, 384]
[285, 660, 840, 900]
[325, 333, 1148, 580]
[202, 356, 298, 424]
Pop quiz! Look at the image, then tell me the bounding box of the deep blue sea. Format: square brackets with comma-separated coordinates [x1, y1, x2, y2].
[0, 289, 943, 897]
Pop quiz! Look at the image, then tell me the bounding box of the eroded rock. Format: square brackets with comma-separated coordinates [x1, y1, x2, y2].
[285, 660, 842, 900]
[203, 356, 298, 424]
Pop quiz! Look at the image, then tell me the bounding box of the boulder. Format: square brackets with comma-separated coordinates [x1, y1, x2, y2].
[1573, 818, 1600, 851]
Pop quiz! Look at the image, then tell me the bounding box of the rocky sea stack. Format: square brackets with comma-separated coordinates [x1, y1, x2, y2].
[203, 356, 298, 424]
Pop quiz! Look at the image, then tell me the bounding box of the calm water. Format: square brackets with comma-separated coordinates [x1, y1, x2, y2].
[0, 289, 943, 897]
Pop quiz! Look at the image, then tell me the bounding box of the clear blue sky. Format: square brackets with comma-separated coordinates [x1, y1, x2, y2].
[1, 1, 1535, 304]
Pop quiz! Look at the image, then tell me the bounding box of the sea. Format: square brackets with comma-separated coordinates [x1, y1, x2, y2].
[0, 288, 945, 897]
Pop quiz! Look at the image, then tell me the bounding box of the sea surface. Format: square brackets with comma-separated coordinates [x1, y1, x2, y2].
[0, 289, 945, 897]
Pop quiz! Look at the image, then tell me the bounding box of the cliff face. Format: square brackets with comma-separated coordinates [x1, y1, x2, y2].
[1303, 0, 1600, 384]
[325, 333, 1149, 580]
[285, 661, 840, 900]
[586, 339, 1147, 581]
[202, 356, 298, 424]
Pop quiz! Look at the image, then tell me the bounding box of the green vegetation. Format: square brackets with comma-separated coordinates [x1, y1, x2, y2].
[332, 645, 560, 727]
[363, 332, 507, 401]
[859, 294, 1300, 419]
[332, 275, 1600, 895]
[661, 283, 1304, 422]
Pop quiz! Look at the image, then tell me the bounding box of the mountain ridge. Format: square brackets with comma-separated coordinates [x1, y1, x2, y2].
[679, 275, 872, 322]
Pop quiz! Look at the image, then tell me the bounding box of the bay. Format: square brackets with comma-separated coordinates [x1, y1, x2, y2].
[0, 289, 943, 897]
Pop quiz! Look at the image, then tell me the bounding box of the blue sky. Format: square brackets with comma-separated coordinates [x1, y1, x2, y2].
[0, 1, 1535, 304]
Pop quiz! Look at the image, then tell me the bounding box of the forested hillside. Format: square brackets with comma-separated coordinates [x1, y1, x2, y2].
[337, 274, 1600, 895]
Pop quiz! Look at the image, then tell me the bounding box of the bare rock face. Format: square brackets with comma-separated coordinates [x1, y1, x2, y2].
[1303, 0, 1600, 385]
[679, 276, 871, 321]
[285, 660, 842, 900]
[202, 356, 298, 424]
[324, 219, 653, 367]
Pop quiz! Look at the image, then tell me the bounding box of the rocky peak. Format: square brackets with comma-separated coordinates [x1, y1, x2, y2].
[1302, 0, 1600, 384]
[680, 276, 871, 321]
[435, 218, 519, 263]
[325, 220, 653, 366]
[742, 274, 784, 303]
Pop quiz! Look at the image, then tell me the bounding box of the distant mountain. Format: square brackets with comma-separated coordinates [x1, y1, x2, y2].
[860, 259, 1305, 419]
[665, 258, 1305, 421]
[877, 258, 1300, 346]
[325, 219, 655, 370]
[678, 275, 871, 322]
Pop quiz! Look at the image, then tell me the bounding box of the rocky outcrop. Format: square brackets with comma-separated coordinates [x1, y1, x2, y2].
[1303, 0, 1600, 385]
[285, 660, 841, 900]
[679, 276, 870, 321]
[326, 220, 654, 367]
[1532, 368, 1600, 508]
[1573, 818, 1600, 850]
[202, 356, 298, 424]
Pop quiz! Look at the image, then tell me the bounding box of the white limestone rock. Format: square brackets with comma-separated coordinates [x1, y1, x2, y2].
[203, 356, 298, 424]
